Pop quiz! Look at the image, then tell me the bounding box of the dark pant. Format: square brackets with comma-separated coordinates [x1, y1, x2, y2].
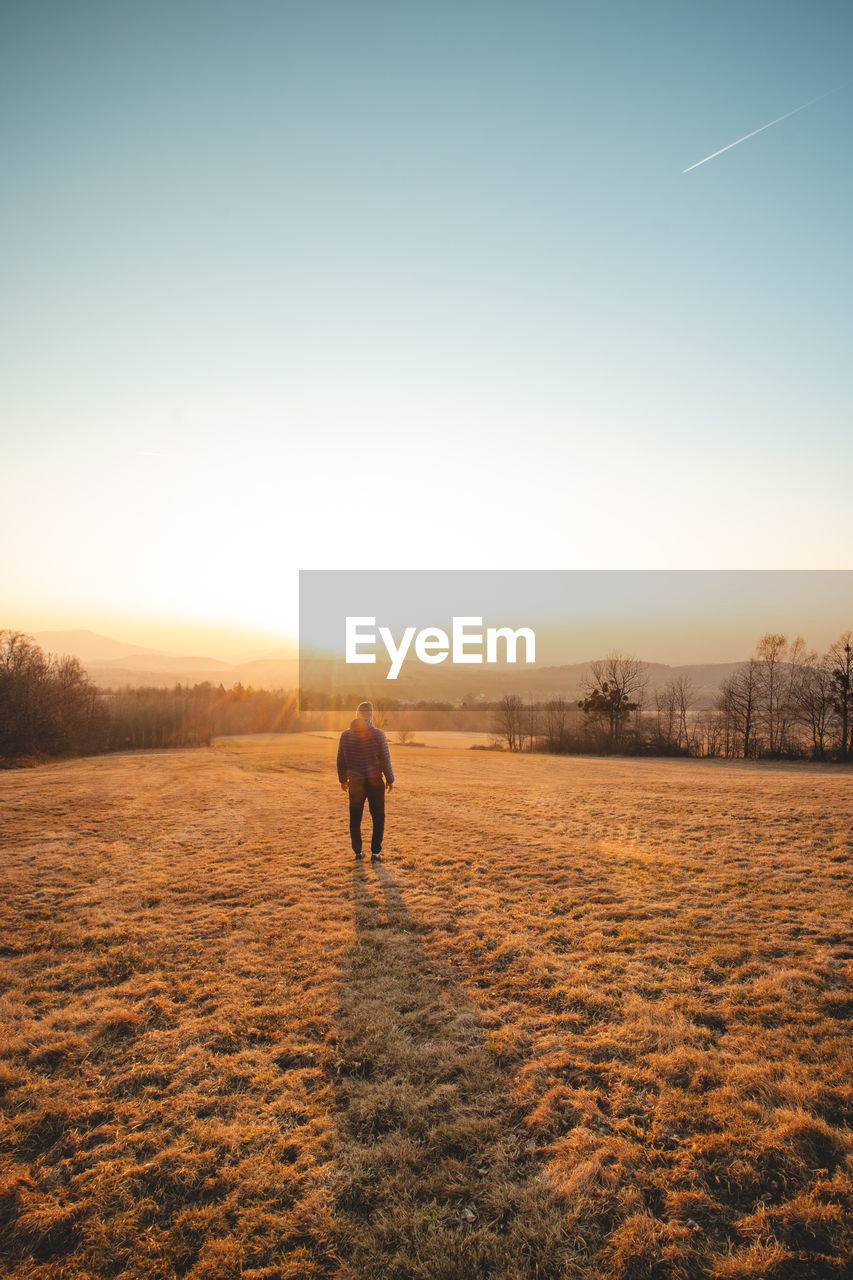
[349, 778, 385, 854]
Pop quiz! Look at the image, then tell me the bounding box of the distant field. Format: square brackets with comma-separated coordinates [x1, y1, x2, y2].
[1, 737, 851, 1279]
[304, 729, 497, 750]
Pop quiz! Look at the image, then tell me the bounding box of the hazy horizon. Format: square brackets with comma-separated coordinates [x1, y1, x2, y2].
[15, 563, 852, 673]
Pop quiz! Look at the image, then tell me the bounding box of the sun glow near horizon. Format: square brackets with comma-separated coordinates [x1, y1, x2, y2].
[2, 4, 852, 645]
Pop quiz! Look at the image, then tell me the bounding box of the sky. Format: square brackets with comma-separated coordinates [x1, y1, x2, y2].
[2, 1, 851, 660]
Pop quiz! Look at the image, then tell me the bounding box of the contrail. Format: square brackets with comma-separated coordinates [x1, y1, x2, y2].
[682, 86, 843, 173]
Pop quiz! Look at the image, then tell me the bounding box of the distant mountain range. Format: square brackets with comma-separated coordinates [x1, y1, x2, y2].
[33, 630, 299, 690]
[36, 630, 184, 663]
[30, 629, 744, 707]
[299, 654, 743, 708]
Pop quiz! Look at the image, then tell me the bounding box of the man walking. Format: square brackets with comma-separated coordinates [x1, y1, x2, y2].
[337, 702, 395, 862]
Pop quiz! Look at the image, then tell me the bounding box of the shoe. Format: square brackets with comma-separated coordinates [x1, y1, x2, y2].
[370, 852, 382, 863]
[354, 851, 364, 860]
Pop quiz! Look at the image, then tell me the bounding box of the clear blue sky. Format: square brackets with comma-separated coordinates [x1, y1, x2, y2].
[2, 1, 850, 653]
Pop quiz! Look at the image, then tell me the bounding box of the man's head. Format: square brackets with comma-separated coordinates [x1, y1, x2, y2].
[356, 701, 374, 723]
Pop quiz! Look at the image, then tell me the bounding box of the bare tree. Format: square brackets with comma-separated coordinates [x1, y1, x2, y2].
[828, 631, 853, 760]
[542, 696, 572, 753]
[579, 652, 647, 750]
[655, 674, 695, 754]
[494, 693, 524, 752]
[797, 651, 835, 760]
[523, 698, 540, 752]
[748, 633, 813, 758]
[718, 658, 758, 759]
[654, 681, 678, 753]
[674, 673, 695, 754]
[754, 633, 789, 755]
[695, 709, 724, 758]
[777, 635, 809, 756]
[0, 631, 101, 758]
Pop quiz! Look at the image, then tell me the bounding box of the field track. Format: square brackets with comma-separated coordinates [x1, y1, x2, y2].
[1, 736, 852, 1279]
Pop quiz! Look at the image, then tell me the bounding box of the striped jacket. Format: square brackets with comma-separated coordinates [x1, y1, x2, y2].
[337, 720, 395, 785]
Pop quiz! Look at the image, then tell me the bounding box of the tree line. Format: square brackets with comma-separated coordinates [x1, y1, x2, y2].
[493, 632, 852, 761]
[0, 631, 301, 763]
[3, 627, 851, 765]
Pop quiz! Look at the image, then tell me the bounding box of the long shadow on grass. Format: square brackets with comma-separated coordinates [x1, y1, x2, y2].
[329, 863, 579, 1280]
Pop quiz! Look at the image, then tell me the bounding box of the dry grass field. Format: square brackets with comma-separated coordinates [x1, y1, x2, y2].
[1, 736, 851, 1279]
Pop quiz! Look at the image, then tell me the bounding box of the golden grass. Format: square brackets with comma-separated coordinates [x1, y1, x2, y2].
[1, 738, 851, 1278]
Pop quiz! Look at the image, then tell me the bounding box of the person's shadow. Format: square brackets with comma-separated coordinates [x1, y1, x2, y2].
[328, 862, 573, 1279]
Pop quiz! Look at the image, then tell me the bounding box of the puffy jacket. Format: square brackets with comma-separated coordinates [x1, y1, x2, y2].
[337, 719, 395, 785]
